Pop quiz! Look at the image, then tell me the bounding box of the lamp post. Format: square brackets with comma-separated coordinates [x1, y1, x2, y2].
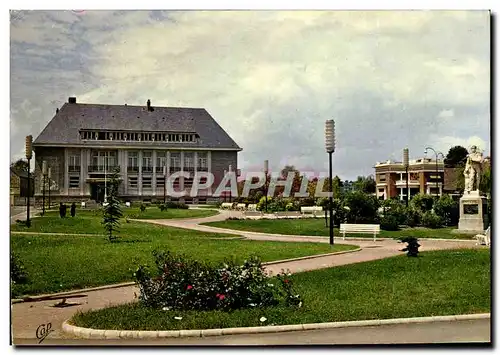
[25, 135, 32, 227]
[163, 166, 167, 204]
[264, 160, 269, 213]
[47, 167, 51, 210]
[42, 161, 47, 215]
[325, 120, 335, 246]
[424, 147, 444, 197]
[403, 148, 409, 206]
[229, 165, 232, 203]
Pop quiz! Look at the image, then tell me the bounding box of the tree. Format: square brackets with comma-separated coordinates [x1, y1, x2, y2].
[480, 164, 491, 196]
[343, 191, 380, 224]
[102, 167, 123, 242]
[332, 176, 343, 198]
[444, 146, 468, 167]
[353, 175, 376, 194]
[11, 159, 29, 173]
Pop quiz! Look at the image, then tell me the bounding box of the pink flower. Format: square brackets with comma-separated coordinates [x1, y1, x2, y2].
[186, 285, 193, 290]
[216, 293, 225, 300]
[284, 279, 290, 284]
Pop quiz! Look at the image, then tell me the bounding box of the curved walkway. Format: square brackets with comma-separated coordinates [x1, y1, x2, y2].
[11, 210, 482, 342]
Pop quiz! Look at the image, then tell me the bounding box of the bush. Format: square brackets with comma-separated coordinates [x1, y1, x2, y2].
[405, 207, 421, 227]
[380, 214, 400, 231]
[343, 191, 379, 224]
[11, 252, 28, 284]
[398, 237, 421, 257]
[421, 211, 443, 229]
[165, 201, 188, 209]
[139, 204, 146, 212]
[433, 194, 459, 226]
[135, 251, 302, 311]
[158, 204, 168, 212]
[409, 194, 435, 214]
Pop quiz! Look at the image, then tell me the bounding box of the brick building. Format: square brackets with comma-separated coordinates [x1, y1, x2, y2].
[374, 157, 444, 200]
[32, 97, 242, 204]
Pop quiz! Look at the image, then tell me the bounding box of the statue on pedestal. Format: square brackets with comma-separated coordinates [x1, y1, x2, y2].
[463, 145, 484, 194]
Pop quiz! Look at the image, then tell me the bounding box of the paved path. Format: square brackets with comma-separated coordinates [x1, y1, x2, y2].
[11, 210, 485, 344]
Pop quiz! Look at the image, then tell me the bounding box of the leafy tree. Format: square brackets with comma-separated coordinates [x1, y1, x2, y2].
[480, 164, 491, 196]
[102, 167, 123, 242]
[353, 175, 376, 194]
[433, 194, 459, 226]
[10, 159, 29, 173]
[444, 145, 468, 167]
[332, 176, 343, 198]
[409, 193, 435, 214]
[343, 191, 379, 223]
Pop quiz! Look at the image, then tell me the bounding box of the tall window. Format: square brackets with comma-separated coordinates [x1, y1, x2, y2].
[128, 151, 138, 173]
[143, 151, 152, 167]
[170, 152, 180, 169]
[69, 155, 81, 172]
[156, 152, 167, 172]
[184, 153, 194, 170]
[198, 152, 208, 170]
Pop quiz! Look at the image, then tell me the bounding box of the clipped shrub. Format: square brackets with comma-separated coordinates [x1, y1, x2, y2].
[433, 194, 459, 226]
[135, 251, 302, 311]
[380, 214, 400, 231]
[421, 211, 443, 229]
[343, 191, 380, 224]
[11, 252, 28, 284]
[139, 204, 146, 212]
[398, 237, 421, 257]
[405, 207, 421, 227]
[409, 193, 435, 214]
[165, 201, 188, 209]
[158, 204, 168, 212]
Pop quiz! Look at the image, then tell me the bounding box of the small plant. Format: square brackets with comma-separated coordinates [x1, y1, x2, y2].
[421, 211, 443, 229]
[11, 252, 28, 284]
[139, 204, 146, 213]
[102, 167, 123, 242]
[398, 237, 421, 257]
[158, 204, 168, 212]
[380, 214, 400, 231]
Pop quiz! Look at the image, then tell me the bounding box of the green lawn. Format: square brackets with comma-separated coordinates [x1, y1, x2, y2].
[204, 219, 471, 240]
[11, 215, 354, 297]
[71, 249, 490, 330]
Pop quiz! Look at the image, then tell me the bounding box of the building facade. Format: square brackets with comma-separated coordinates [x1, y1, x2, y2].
[374, 157, 444, 201]
[32, 98, 242, 204]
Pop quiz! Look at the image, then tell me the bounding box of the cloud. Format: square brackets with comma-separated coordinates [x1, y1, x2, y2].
[10, 10, 490, 180]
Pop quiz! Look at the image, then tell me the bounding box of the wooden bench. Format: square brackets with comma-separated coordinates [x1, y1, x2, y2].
[301, 206, 323, 217]
[244, 211, 263, 217]
[475, 226, 491, 246]
[274, 211, 302, 218]
[220, 202, 234, 209]
[340, 223, 381, 241]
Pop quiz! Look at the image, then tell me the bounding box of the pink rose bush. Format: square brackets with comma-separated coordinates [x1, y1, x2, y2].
[135, 250, 302, 311]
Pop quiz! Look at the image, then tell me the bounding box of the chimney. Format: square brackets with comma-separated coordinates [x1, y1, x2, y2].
[147, 99, 151, 111]
[56, 108, 59, 114]
[68, 97, 77, 104]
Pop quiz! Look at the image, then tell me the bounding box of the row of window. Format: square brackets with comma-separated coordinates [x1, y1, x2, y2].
[68, 175, 205, 189]
[68, 151, 208, 171]
[80, 130, 198, 143]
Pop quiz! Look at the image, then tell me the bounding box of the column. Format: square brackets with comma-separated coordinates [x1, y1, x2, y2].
[80, 149, 85, 196]
[86, 150, 91, 195]
[180, 151, 185, 193]
[400, 188, 403, 201]
[194, 151, 198, 172]
[207, 151, 212, 196]
[138, 150, 143, 196]
[152, 150, 157, 196]
[166, 151, 170, 200]
[64, 148, 69, 195]
[123, 150, 128, 195]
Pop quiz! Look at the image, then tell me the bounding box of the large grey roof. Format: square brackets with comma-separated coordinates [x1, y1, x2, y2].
[33, 102, 241, 150]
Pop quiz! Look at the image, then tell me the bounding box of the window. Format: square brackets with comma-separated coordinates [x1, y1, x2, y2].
[142, 176, 152, 188]
[128, 151, 138, 167]
[142, 151, 153, 172]
[184, 153, 194, 169]
[378, 174, 385, 182]
[69, 155, 80, 172]
[170, 153, 180, 169]
[198, 153, 208, 169]
[156, 152, 167, 172]
[156, 176, 165, 188]
[69, 176, 80, 188]
[128, 176, 138, 188]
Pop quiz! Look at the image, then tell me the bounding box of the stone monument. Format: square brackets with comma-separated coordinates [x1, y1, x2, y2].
[457, 146, 488, 233]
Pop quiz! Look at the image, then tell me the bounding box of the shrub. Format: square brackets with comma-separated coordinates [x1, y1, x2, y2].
[433, 194, 459, 226]
[11, 252, 28, 284]
[409, 194, 435, 214]
[380, 214, 400, 231]
[102, 167, 122, 242]
[421, 211, 443, 229]
[398, 237, 421, 257]
[158, 204, 168, 212]
[405, 207, 421, 227]
[135, 251, 302, 311]
[139, 204, 146, 212]
[343, 191, 379, 224]
[15, 219, 29, 227]
[165, 201, 188, 209]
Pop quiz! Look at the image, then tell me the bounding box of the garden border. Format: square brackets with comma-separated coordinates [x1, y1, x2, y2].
[62, 313, 490, 339]
[11, 247, 361, 304]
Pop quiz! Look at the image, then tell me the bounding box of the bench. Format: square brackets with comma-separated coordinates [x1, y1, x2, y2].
[244, 211, 263, 217]
[81, 202, 86, 208]
[220, 202, 234, 210]
[274, 211, 302, 218]
[247, 204, 258, 211]
[301, 206, 323, 217]
[236, 203, 247, 211]
[340, 223, 380, 241]
[125, 201, 131, 207]
[475, 226, 491, 246]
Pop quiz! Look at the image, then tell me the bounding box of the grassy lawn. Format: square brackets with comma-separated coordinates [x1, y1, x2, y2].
[71, 249, 490, 330]
[204, 219, 471, 240]
[10, 215, 355, 297]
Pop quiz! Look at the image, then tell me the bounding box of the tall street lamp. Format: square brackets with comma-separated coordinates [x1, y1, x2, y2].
[424, 147, 444, 197]
[42, 161, 47, 215]
[25, 135, 32, 227]
[264, 160, 269, 213]
[47, 167, 51, 210]
[403, 148, 409, 206]
[325, 119, 335, 246]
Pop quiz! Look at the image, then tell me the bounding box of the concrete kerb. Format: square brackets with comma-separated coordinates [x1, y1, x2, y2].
[61, 313, 490, 340]
[10, 247, 361, 304]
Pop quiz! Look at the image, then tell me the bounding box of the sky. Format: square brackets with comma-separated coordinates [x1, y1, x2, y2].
[9, 10, 491, 180]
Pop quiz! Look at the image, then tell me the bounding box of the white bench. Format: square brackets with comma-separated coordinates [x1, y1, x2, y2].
[475, 226, 491, 246]
[125, 201, 131, 207]
[247, 204, 257, 211]
[236, 203, 247, 211]
[340, 223, 381, 242]
[275, 211, 302, 218]
[301, 206, 323, 217]
[220, 202, 234, 209]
